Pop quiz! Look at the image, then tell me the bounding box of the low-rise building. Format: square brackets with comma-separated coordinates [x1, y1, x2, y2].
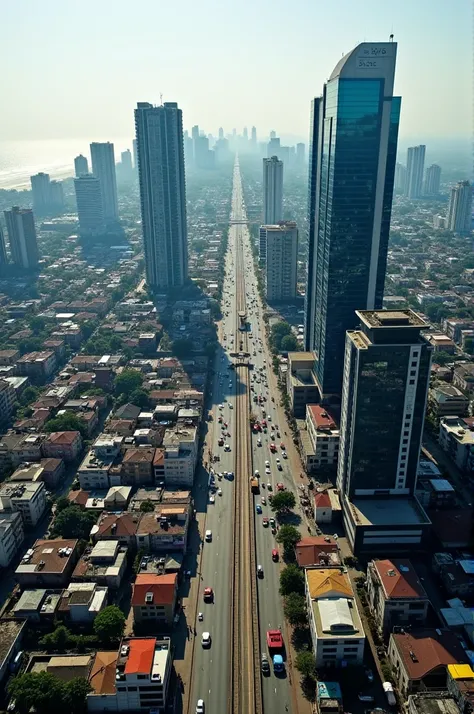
[87, 637, 172, 713]
[121, 448, 155, 486]
[15, 538, 79, 588]
[91, 512, 141, 547]
[407, 693, 461, 714]
[9, 463, 45, 483]
[426, 333, 456, 353]
[429, 384, 469, 418]
[305, 405, 339, 473]
[13, 588, 62, 623]
[42, 431, 83, 462]
[286, 352, 319, 417]
[0, 481, 47, 527]
[104, 486, 132, 510]
[58, 582, 108, 622]
[439, 416, 474, 474]
[16, 350, 57, 381]
[305, 568, 365, 668]
[447, 663, 474, 714]
[0, 380, 16, 425]
[162, 428, 198, 487]
[4, 433, 45, 468]
[0, 350, 20, 366]
[366, 559, 430, 635]
[0, 513, 24, 567]
[453, 363, 474, 395]
[132, 573, 177, 627]
[136, 508, 189, 553]
[388, 629, 468, 697]
[295, 536, 341, 569]
[72, 540, 127, 589]
[39, 458, 65, 488]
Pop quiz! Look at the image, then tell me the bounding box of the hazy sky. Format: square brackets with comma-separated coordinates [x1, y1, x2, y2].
[1, 0, 470, 143]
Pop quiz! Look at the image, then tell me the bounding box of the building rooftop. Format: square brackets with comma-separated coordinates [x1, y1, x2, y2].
[46, 431, 81, 444]
[124, 637, 155, 675]
[92, 512, 141, 539]
[0, 481, 45, 502]
[349, 496, 431, 527]
[373, 559, 428, 599]
[407, 693, 460, 714]
[307, 405, 338, 431]
[123, 448, 155, 464]
[295, 536, 340, 568]
[357, 309, 428, 329]
[132, 573, 177, 606]
[391, 629, 468, 681]
[88, 651, 118, 695]
[306, 569, 353, 600]
[15, 539, 77, 577]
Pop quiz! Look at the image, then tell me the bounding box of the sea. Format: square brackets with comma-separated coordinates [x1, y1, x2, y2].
[0, 138, 133, 190]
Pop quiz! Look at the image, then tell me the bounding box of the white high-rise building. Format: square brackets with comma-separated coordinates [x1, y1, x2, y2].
[3, 207, 39, 269]
[74, 154, 89, 177]
[135, 101, 188, 290]
[30, 172, 51, 215]
[263, 156, 283, 225]
[74, 175, 105, 235]
[262, 222, 298, 301]
[0, 226, 7, 264]
[447, 181, 473, 235]
[395, 162, 407, 193]
[90, 142, 119, 222]
[424, 164, 441, 196]
[405, 145, 426, 199]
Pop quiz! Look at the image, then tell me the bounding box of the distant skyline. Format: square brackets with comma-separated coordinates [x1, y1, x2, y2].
[0, 0, 470, 143]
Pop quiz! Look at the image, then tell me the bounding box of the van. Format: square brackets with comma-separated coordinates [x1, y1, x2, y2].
[205, 530, 212, 542]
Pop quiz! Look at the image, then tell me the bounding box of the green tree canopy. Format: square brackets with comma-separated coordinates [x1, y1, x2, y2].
[281, 334, 298, 352]
[276, 524, 302, 553]
[8, 672, 66, 714]
[128, 388, 150, 408]
[283, 592, 307, 626]
[94, 605, 126, 644]
[54, 496, 71, 513]
[114, 369, 143, 397]
[139, 499, 155, 513]
[63, 678, 92, 714]
[295, 651, 316, 679]
[19, 385, 40, 406]
[270, 491, 296, 514]
[280, 563, 305, 596]
[44, 412, 88, 440]
[39, 625, 71, 652]
[52, 506, 96, 540]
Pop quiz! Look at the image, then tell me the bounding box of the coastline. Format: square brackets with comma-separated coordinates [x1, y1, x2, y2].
[0, 167, 75, 192]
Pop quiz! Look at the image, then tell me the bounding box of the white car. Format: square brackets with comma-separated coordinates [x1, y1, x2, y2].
[267, 415, 272, 421]
[224, 444, 231, 452]
[265, 460, 270, 467]
[261, 496, 266, 505]
[265, 468, 271, 475]
[229, 403, 233, 409]
[205, 530, 212, 542]
[218, 488, 222, 496]
[282, 451, 288, 459]
[254, 470, 260, 477]
[201, 632, 211, 647]
[196, 700, 205, 714]
[209, 495, 215, 504]
[257, 439, 262, 446]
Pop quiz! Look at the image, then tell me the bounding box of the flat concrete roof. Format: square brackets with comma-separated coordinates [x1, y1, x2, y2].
[351, 497, 431, 527]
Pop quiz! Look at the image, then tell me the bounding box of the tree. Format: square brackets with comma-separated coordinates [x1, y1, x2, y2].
[172, 338, 194, 359]
[280, 563, 305, 596]
[63, 678, 92, 714]
[140, 499, 155, 513]
[55, 496, 71, 513]
[281, 334, 298, 352]
[19, 385, 40, 406]
[114, 369, 143, 397]
[45, 412, 88, 440]
[283, 592, 307, 626]
[270, 491, 296, 514]
[39, 625, 71, 652]
[276, 524, 301, 553]
[53, 506, 96, 540]
[94, 605, 126, 644]
[128, 388, 150, 408]
[8, 671, 65, 714]
[295, 651, 316, 679]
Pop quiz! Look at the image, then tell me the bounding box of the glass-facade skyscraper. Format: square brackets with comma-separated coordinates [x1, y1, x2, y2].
[304, 42, 400, 398]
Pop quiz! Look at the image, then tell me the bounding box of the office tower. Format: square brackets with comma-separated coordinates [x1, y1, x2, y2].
[74, 154, 89, 178]
[304, 41, 400, 399]
[296, 143, 305, 166]
[0, 226, 7, 264]
[251, 126, 257, 144]
[74, 175, 105, 235]
[424, 164, 441, 196]
[218, 127, 224, 140]
[132, 139, 138, 171]
[4, 207, 39, 269]
[447, 181, 473, 235]
[184, 135, 194, 167]
[214, 138, 230, 164]
[135, 101, 188, 290]
[121, 149, 133, 173]
[337, 310, 432, 553]
[267, 137, 281, 158]
[263, 156, 283, 225]
[50, 181, 65, 212]
[262, 222, 298, 301]
[192, 125, 199, 140]
[30, 172, 51, 215]
[405, 145, 426, 199]
[279, 145, 290, 166]
[270, 130, 276, 139]
[90, 142, 119, 222]
[232, 128, 236, 138]
[394, 162, 407, 193]
[243, 127, 248, 140]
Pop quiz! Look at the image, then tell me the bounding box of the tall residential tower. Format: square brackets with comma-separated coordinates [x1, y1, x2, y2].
[447, 181, 473, 235]
[405, 145, 426, 199]
[4, 207, 39, 269]
[90, 142, 119, 222]
[262, 156, 283, 225]
[135, 102, 188, 290]
[304, 41, 400, 398]
[74, 175, 105, 236]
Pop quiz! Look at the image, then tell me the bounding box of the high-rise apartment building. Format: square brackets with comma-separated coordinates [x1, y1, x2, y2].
[337, 310, 432, 554]
[270, 130, 276, 140]
[243, 127, 248, 140]
[447, 180, 473, 235]
[262, 222, 298, 301]
[135, 101, 188, 290]
[267, 137, 281, 158]
[405, 145, 426, 199]
[394, 162, 407, 193]
[50, 181, 65, 212]
[304, 41, 400, 399]
[4, 207, 39, 269]
[121, 149, 133, 173]
[132, 139, 138, 171]
[296, 143, 305, 166]
[218, 127, 224, 140]
[424, 164, 441, 196]
[263, 156, 283, 225]
[0, 226, 7, 264]
[74, 175, 105, 235]
[30, 173, 51, 215]
[251, 126, 257, 144]
[90, 142, 119, 222]
[74, 154, 89, 178]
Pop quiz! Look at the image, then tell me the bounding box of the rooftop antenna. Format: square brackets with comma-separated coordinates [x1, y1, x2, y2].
[389, 33, 394, 42]
[160, 93, 163, 106]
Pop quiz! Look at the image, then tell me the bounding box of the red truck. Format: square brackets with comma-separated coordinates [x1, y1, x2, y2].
[266, 629, 283, 652]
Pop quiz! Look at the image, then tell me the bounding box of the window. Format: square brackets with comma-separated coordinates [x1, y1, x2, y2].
[410, 370, 416, 377]
[128, 687, 137, 691]
[343, 647, 359, 653]
[322, 646, 337, 652]
[344, 654, 358, 660]
[137, 674, 147, 680]
[402, 439, 408, 444]
[117, 687, 126, 692]
[409, 602, 426, 610]
[409, 379, 415, 385]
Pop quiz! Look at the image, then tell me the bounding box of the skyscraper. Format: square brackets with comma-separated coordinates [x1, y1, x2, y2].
[296, 143, 305, 166]
[74, 175, 105, 235]
[405, 145, 426, 199]
[262, 222, 298, 301]
[251, 126, 257, 144]
[135, 101, 188, 290]
[243, 127, 248, 140]
[132, 140, 138, 171]
[90, 142, 119, 222]
[424, 164, 441, 196]
[4, 207, 39, 269]
[30, 172, 51, 215]
[74, 154, 89, 178]
[447, 181, 473, 235]
[263, 156, 283, 225]
[270, 130, 276, 139]
[267, 137, 281, 158]
[0, 226, 7, 264]
[50, 181, 65, 212]
[218, 127, 224, 140]
[121, 149, 133, 173]
[394, 162, 407, 193]
[304, 41, 400, 399]
[337, 310, 432, 553]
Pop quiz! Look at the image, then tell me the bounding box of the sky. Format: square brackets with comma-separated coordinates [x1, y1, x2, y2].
[0, 0, 471, 144]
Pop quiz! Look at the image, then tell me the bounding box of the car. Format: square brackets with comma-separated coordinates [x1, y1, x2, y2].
[262, 517, 269, 527]
[256, 504, 262, 514]
[277, 463, 282, 471]
[267, 415, 272, 421]
[203, 587, 213, 602]
[358, 694, 375, 703]
[272, 549, 279, 562]
[257, 565, 264, 578]
[195, 697, 205, 712]
[205, 530, 212, 542]
[276, 458, 281, 465]
[261, 653, 270, 675]
[224, 444, 231, 451]
[277, 482, 285, 491]
[257, 439, 262, 446]
[201, 632, 211, 647]
[282, 451, 288, 459]
[280, 443, 285, 450]
[265, 460, 270, 467]
[269, 517, 276, 527]
[218, 404, 224, 410]
[229, 403, 233, 409]
[254, 470, 260, 477]
[267, 482, 272, 490]
[209, 495, 215, 504]
[265, 467, 271, 475]
[218, 488, 222, 496]
[261, 496, 266, 505]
